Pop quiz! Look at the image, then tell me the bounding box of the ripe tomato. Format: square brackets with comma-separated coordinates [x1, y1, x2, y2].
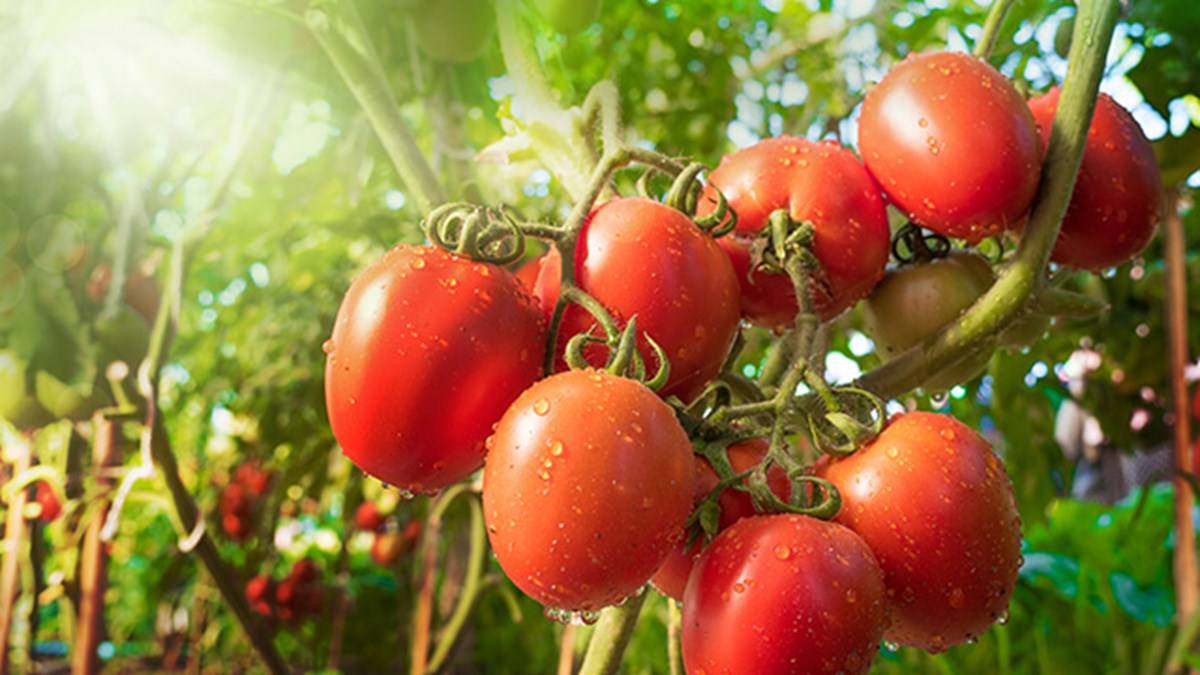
[514, 253, 548, 293]
[1026, 89, 1162, 269]
[859, 52, 1042, 242]
[371, 529, 415, 566]
[355, 502, 385, 532]
[483, 369, 693, 611]
[818, 412, 1022, 652]
[325, 245, 545, 493]
[245, 574, 274, 616]
[533, 198, 740, 402]
[697, 137, 890, 328]
[862, 251, 994, 391]
[34, 481, 62, 523]
[682, 514, 888, 675]
[412, 0, 495, 63]
[532, 0, 601, 34]
[650, 438, 791, 601]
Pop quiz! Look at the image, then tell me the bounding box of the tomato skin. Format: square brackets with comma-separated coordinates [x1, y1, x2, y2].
[859, 52, 1042, 242]
[1026, 89, 1162, 269]
[650, 438, 791, 601]
[818, 412, 1022, 652]
[412, 0, 495, 63]
[533, 198, 741, 402]
[681, 514, 888, 675]
[483, 369, 693, 611]
[325, 245, 545, 494]
[246, 575, 275, 616]
[34, 481, 62, 523]
[514, 254, 547, 293]
[699, 137, 890, 328]
[862, 251, 994, 391]
[355, 502, 384, 532]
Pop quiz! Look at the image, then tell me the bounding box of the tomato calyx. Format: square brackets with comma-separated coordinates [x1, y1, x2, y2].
[423, 202, 529, 265]
[637, 162, 738, 238]
[562, 314, 670, 391]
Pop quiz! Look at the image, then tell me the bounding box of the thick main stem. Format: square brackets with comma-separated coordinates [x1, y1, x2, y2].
[306, 4, 446, 213]
[72, 417, 119, 675]
[855, 0, 1120, 400]
[577, 592, 648, 675]
[1164, 188, 1198, 637]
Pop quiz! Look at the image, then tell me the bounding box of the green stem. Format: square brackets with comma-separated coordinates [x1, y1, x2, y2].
[855, 0, 1120, 400]
[427, 497, 487, 673]
[306, 4, 446, 213]
[973, 0, 1018, 62]
[577, 592, 648, 675]
[667, 600, 683, 675]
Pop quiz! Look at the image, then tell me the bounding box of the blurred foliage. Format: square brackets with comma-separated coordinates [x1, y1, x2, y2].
[0, 0, 1198, 672]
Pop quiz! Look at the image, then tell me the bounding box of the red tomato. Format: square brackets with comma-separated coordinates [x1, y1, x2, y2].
[697, 137, 890, 328]
[514, 253, 548, 293]
[682, 514, 888, 675]
[34, 481, 62, 523]
[533, 198, 741, 402]
[819, 412, 1022, 651]
[370, 530, 414, 566]
[234, 462, 271, 497]
[246, 574, 274, 616]
[483, 369, 693, 611]
[651, 438, 791, 601]
[859, 52, 1042, 242]
[325, 245, 545, 493]
[1026, 89, 1162, 269]
[355, 502, 384, 532]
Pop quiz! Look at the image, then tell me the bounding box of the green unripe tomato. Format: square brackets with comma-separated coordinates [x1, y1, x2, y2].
[863, 251, 996, 392]
[532, 0, 601, 35]
[413, 0, 496, 63]
[0, 350, 51, 430]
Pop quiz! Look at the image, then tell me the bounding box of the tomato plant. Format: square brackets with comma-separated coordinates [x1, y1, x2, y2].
[819, 412, 1023, 651]
[681, 514, 888, 675]
[533, 197, 741, 402]
[698, 137, 891, 328]
[650, 438, 791, 600]
[324, 244, 545, 493]
[482, 368, 693, 612]
[859, 51, 1043, 242]
[531, 0, 601, 35]
[1026, 88, 1163, 269]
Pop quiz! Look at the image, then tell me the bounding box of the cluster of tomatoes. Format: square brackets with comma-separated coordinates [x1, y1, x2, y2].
[245, 559, 324, 623]
[219, 462, 272, 542]
[323, 49, 1157, 674]
[355, 501, 423, 567]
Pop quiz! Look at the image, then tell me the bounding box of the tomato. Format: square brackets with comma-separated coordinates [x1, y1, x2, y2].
[697, 137, 890, 328]
[234, 462, 272, 497]
[650, 438, 791, 601]
[514, 253, 547, 293]
[859, 51, 1042, 242]
[681, 514, 888, 675]
[862, 251, 994, 391]
[355, 502, 385, 532]
[325, 245, 545, 493]
[246, 574, 274, 616]
[1026, 89, 1162, 269]
[532, 0, 601, 34]
[220, 482, 255, 541]
[483, 369, 693, 611]
[818, 412, 1022, 652]
[34, 481, 62, 523]
[412, 0, 495, 63]
[275, 560, 322, 622]
[533, 198, 741, 402]
[0, 349, 51, 430]
[371, 529, 415, 566]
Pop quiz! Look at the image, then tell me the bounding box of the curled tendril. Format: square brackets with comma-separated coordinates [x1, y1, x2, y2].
[635, 166, 671, 201]
[423, 202, 527, 265]
[558, 306, 672, 391]
[804, 386, 887, 456]
[976, 235, 1007, 264]
[664, 162, 706, 214]
[634, 162, 738, 238]
[891, 222, 951, 264]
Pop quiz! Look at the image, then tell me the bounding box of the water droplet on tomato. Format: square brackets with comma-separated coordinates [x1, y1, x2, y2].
[774, 545, 791, 560]
[948, 587, 965, 608]
[533, 399, 550, 415]
[410, 258, 426, 270]
[322, 339, 335, 354]
[550, 440, 564, 456]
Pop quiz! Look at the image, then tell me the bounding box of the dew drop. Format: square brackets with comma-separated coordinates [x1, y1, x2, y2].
[533, 399, 551, 416]
[550, 440, 564, 456]
[773, 545, 791, 560]
[322, 339, 336, 354]
[410, 258, 426, 270]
